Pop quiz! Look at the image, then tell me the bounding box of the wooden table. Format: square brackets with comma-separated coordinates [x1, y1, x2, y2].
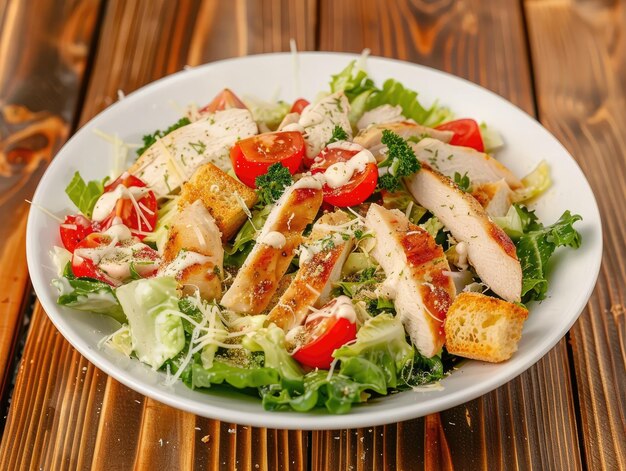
[0, 0, 623, 469]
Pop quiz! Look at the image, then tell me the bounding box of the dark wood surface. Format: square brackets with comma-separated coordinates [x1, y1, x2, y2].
[0, 0, 623, 469]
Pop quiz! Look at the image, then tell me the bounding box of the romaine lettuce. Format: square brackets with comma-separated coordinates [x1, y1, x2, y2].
[116, 277, 186, 369]
[329, 61, 452, 126]
[64, 171, 107, 218]
[517, 210, 582, 302]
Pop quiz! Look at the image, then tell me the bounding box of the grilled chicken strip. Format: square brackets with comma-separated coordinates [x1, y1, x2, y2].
[354, 121, 453, 159]
[159, 200, 224, 301]
[220, 177, 324, 314]
[405, 166, 522, 302]
[267, 211, 354, 330]
[130, 108, 257, 198]
[366, 204, 455, 357]
[410, 137, 523, 190]
[472, 179, 514, 217]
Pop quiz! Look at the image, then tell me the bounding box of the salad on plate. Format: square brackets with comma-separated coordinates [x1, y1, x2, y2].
[48, 60, 582, 414]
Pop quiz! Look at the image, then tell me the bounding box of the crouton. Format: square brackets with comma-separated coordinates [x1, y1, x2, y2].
[179, 163, 257, 242]
[444, 292, 528, 362]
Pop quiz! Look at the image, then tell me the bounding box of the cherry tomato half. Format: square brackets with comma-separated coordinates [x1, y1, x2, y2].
[292, 315, 357, 370]
[311, 146, 378, 207]
[99, 174, 158, 239]
[290, 98, 310, 114]
[71, 233, 118, 285]
[60, 214, 99, 252]
[435, 118, 484, 152]
[72, 232, 159, 286]
[200, 88, 247, 114]
[230, 131, 305, 188]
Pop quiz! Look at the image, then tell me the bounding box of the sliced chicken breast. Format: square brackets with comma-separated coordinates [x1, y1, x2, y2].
[410, 137, 523, 190]
[130, 109, 257, 198]
[366, 204, 455, 357]
[267, 211, 354, 330]
[472, 179, 514, 217]
[405, 166, 522, 302]
[354, 121, 453, 159]
[282, 92, 352, 159]
[159, 200, 224, 301]
[356, 105, 405, 130]
[220, 177, 323, 314]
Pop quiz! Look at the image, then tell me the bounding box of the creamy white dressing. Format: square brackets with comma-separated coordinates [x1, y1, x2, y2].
[92, 185, 151, 222]
[281, 122, 305, 133]
[259, 231, 286, 249]
[159, 250, 213, 277]
[103, 223, 133, 241]
[298, 232, 346, 266]
[306, 296, 357, 324]
[292, 173, 325, 190]
[455, 242, 469, 270]
[326, 141, 364, 152]
[298, 109, 324, 128]
[323, 149, 376, 189]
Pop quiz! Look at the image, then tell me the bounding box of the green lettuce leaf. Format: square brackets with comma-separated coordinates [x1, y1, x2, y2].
[64, 171, 107, 218]
[224, 204, 272, 266]
[329, 61, 451, 126]
[517, 210, 582, 302]
[366, 79, 452, 127]
[116, 277, 186, 369]
[494, 204, 541, 240]
[192, 361, 280, 390]
[243, 97, 290, 130]
[53, 263, 125, 323]
[333, 314, 413, 388]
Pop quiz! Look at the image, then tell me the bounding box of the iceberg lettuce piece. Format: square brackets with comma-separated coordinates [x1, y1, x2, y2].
[116, 277, 185, 369]
[54, 263, 125, 323]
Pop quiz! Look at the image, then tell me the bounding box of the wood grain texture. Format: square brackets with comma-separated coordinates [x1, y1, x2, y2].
[1, 0, 315, 469]
[0, 0, 99, 400]
[525, 1, 626, 469]
[313, 1, 583, 469]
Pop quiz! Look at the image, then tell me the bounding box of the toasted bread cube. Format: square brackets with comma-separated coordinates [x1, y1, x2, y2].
[179, 163, 257, 242]
[444, 292, 528, 362]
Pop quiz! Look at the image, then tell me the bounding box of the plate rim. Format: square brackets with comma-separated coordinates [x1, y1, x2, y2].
[26, 51, 603, 430]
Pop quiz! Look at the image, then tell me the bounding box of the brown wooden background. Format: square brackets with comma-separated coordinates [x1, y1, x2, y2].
[0, 0, 624, 469]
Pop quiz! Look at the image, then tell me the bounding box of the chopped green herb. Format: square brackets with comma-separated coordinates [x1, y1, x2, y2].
[189, 140, 207, 155]
[326, 125, 349, 146]
[453, 172, 471, 192]
[255, 163, 293, 206]
[377, 130, 420, 192]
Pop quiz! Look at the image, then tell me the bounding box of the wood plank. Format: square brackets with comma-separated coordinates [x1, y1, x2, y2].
[313, 0, 583, 469]
[0, 0, 100, 402]
[1, 0, 315, 469]
[525, 1, 626, 469]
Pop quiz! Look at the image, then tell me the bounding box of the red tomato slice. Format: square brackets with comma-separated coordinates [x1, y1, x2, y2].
[71, 233, 118, 285]
[290, 98, 310, 114]
[72, 232, 159, 285]
[310, 147, 378, 207]
[230, 131, 305, 188]
[100, 174, 158, 239]
[59, 215, 99, 252]
[200, 88, 247, 114]
[292, 315, 357, 370]
[435, 118, 485, 152]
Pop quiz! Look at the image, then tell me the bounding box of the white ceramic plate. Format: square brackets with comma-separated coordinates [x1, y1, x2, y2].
[26, 52, 602, 430]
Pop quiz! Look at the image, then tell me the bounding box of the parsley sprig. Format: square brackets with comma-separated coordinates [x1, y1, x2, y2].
[377, 130, 420, 192]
